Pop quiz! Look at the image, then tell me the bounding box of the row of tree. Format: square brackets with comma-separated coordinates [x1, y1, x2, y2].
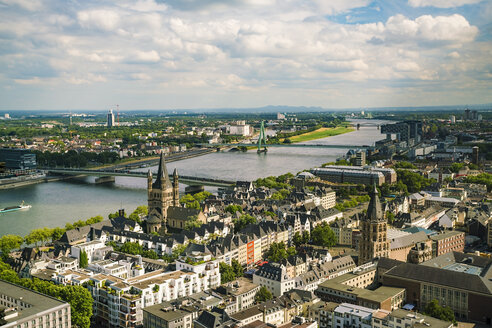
[35, 150, 120, 168]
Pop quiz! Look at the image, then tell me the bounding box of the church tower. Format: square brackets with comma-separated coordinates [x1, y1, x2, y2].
[146, 153, 173, 234]
[172, 168, 180, 207]
[359, 185, 390, 265]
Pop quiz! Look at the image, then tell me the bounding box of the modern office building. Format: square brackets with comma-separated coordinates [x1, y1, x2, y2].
[107, 109, 115, 127]
[0, 148, 37, 170]
[0, 279, 71, 328]
[381, 121, 423, 144]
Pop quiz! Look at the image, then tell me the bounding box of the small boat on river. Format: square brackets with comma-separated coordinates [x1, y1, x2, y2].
[0, 201, 31, 213]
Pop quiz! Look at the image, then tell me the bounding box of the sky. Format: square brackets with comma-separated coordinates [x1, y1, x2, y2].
[0, 0, 491, 111]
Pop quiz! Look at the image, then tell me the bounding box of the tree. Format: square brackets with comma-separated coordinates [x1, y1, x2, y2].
[233, 214, 257, 233]
[293, 232, 302, 247]
[59, 285, 93, 328]
[231, 259, 244, 278]
[225, 204, 243, 215]
[108, 211, 120, 219]
[51, 227, 65, 241]
[423, 299, 456, 323]
[396, 170, 436, 193]
[79, 250, 89, 268]
[286, 246, 296, 257]
[119, 242, 143, 255]
[0, 235, 23, 258]
[143, 250, 159, 259]
[193, 191, 212, 203]
[184, 215, 202, 230]
[311, 222, 337, 248]
[386, 211, 395, 224]
[86, 215, 104, 225]
[219, 262, 236, 283]
[24, 228, 50, 247]
[302, 231, 310, 244]
[129, 205, 148, 223]
[265, 242, 288, 262]
[255, 286, 273, 303]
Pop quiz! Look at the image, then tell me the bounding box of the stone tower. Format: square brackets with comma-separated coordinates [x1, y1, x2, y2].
[172, 168, 180, 207]
[146, 153, 174, 234]
[358, 185, 390, 265]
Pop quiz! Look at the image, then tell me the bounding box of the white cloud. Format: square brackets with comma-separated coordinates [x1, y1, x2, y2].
[385, 14, 478, 44]
[0, 0, 42, 11]
[77, 9, 121, 31]
[134, 50, 160, 63]
[395, 61, 421, 72]
[0, 0, 490, 109]
[448, 51, 461, 58]
[311, 0, 371, 15]
[408, 0, 483, 8]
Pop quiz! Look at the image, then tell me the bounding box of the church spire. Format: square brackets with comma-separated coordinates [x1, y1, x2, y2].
[153, 152, 172, 189]
[366, 184, 383, 222]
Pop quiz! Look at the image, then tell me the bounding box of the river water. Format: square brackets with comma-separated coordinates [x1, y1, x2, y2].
[0, 119, 389, 237]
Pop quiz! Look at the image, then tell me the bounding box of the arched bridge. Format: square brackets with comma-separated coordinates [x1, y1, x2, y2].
[44, 168, 236, 187]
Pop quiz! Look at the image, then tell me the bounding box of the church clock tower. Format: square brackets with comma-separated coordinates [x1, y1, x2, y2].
[146, 153, 174, 234]
[359, 185, 390, 265]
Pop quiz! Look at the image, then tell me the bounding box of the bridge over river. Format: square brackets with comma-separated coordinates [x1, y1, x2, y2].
[44, 168, 236, 187]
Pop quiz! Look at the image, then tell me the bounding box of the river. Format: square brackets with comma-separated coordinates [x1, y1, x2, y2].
[0, 119, 389, 237]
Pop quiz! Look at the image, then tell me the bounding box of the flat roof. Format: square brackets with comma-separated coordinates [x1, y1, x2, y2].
[143, 304, 192, 321]
[442, 263, 483, 276]
[0, 280, 69, 324]
[335, 303, 374, 318]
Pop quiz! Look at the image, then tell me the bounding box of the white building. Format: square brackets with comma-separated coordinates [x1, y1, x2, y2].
[329, 303, 374, 328]
[253, 262, 296, 296]
[89, 258, 221, 328]
[229, 122, 253, 136]
[70, 240, 109, 265]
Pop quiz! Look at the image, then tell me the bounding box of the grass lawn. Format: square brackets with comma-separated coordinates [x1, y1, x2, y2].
[287, 126, 355, 143]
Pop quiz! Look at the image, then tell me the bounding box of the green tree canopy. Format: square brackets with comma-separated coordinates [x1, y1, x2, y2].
[423, 299, 456, 323]
[129, 205, 148, 223]
[311, 222, 337, 248]
[219, 262, 236, 283]
[233, 214, 257, 233]
[255, 286, 273, 303]
[79, 250, 89, 268]
[293, 232, 303, 247]
[119, 242, 143, 255]
[184, 215, 202, 230]
[225, 204, 243, 215]
[231, 259, 243, 278]
[0, 235, 23, 258]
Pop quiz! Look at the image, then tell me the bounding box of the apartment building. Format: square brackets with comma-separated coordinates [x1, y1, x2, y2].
[253, 263, 296, 297]
[429, 231, 465, 257]
[214, 277, 260, 314]
[0, 280, 71, 328]
[88, 258, 220, 328]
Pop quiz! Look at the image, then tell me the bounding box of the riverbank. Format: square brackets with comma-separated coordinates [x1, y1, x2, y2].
[287, 126, 355, 143]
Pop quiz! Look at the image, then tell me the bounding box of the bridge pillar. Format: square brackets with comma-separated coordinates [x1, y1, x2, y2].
[185, 185, 204, 195]
[95, 176, 115, 184]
